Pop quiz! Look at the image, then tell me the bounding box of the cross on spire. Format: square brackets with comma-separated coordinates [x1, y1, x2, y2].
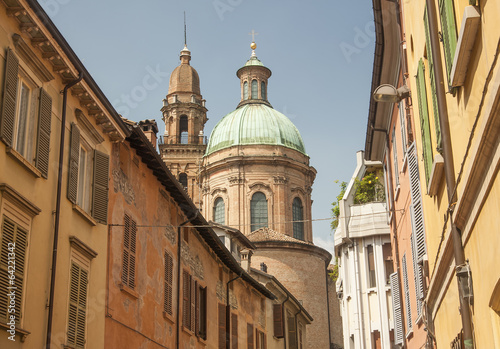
[249, 29, 258, 42]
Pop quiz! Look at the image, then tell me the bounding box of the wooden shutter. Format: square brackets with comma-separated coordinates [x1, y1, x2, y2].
[92, 150, 109, 224]
[164, 251, 173, 315]
[272, 304, 284, 338]
[36, 88, 52, 178]
[191, 279, 196, 331]
[67, 262, 88, 349]
[287, 315, 297, 349]
[183, 271, 191, 329]
[218, 303, 226, 349]
[424, 8, 442, 150]
[402, 254, 412, 332]
[256, 329, 260, 349]
[0, 217, 27, 323]
[390, 271, 404, 345]
[122, 215, 136, 288]
[67, 123, 80, 204]
[247, 323, 254, 349]
[199, 286, 207, 340]
[231, 313, 238, 349]
[439, 0, 457, 79]
[415, 60, 434, 184]
[0, 48, 19, 146]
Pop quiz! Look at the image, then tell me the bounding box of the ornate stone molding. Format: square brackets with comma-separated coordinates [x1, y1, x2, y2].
[210, 187, 227, 196]
[273, 175, 288, 185]
[112, 169, 135, 205]
[248, 182, 271, 192]
[228, 176, 245, 185]
[181, 243, 205, 280]
[164, 225, 176, 245]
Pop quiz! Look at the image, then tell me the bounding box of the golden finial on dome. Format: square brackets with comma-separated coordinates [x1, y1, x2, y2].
[250, 42, 257, 50]
[249, 29, 258, 54]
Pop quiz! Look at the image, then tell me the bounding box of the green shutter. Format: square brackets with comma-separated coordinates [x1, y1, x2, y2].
[415, 60, 434, 185]
[0, 48, 19, 146]
[67, 262, 88, 349]
[439, 0, 458, 79]
[67, 123, 80, 204]
[0, 217, 27, 324]
[36, 88, 52, 178]
[424, 8, 442, 150]
[92, 150, 109, 224]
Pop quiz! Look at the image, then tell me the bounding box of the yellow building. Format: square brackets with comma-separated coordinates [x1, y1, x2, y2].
[0, 0, 127, 347]
[402, 0, 500, 347]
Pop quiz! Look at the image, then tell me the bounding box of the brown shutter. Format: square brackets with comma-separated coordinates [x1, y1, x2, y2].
[0, 48, 19, 146]
[164, 251, 173, 315]
[0, 217, 27, 323]
[183, 271, 191, 328]
[218, 303, 226, 349]
[272, 304, 284, 338]
[67, 262, 88, 349]
[92, 150, 109, 224]
[287, 315, 297, 349]
[67, 123, 80, 204]
[36, 88, 52, 178]
[263, 333, 267, 349]
[200, 286, 207, 340]
[129, 218, 136, 288]
[121, 215, 130, 286]
[231, 313, 238, 349]
[247, 323, 254, 349]
[256, 329, 260, 349]
[191, 279, 196, 332]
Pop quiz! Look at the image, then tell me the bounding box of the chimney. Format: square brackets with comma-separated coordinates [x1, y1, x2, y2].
[138, 119, 159, 148]
[240, 249, 253, 272]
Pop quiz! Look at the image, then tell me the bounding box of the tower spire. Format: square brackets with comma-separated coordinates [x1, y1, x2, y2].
[184, 11, 187, 47]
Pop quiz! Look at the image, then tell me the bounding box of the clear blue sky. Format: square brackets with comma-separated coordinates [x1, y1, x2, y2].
[40, 0, 375, 255]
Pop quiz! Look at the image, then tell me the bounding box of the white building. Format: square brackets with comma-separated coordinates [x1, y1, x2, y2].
[334, 151, 395, 348]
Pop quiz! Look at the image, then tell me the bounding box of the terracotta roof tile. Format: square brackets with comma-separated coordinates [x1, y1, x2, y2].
[246, 227, 313, 246]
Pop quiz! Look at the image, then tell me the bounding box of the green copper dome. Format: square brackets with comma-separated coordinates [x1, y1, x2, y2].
[205, 103, 306, 155]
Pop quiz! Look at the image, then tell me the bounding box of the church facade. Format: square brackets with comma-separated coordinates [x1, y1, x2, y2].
[160, 43, 336, 349]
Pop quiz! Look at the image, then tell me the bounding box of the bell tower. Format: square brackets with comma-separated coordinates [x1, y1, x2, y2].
[159, 45, 207, 206]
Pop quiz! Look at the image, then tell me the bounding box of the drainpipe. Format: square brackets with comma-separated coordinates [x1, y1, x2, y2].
[281, 294, 290, 349]
[424, 0, 473, 346]
[176, 210, 199, 349]
[226, 272, 242, 349]
[45, 72, 83, 349]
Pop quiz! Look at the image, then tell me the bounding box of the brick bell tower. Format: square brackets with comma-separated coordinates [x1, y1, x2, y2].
[159, 45, 207, 206]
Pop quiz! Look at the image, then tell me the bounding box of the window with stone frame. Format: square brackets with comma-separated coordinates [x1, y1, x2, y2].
[183, 270, 207, 338]
[250, 192, 268, 231]
[213, 197, 225, 224]
[0, 48, 52, 178]
[292, 197, 304, 240]
[251, 79, 258, 99]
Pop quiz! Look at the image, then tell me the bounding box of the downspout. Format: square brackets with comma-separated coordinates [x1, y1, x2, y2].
[282, 294, 290, 349]
[176, 211, 199, 349]
[424, 0, 474, 346]
[325, 262, 333, 348]
[226, 272, 242, 349]
[45, 72, 83, 349]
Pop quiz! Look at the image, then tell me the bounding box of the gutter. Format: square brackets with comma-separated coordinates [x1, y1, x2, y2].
[45, 72, 83, 349]
[424, 0, 473, 346]
[226, 272, 242, 349]
[176, 211, 199, 349]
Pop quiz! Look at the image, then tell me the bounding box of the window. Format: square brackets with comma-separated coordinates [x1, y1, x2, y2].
[67, 262, 88, 349]
[164, 251, 173, 316]
[398, 102, 407, 156]
[0, 49, 52, 177]
[415, 59, 434, 185]
[183, 271, 206, 338]
[367, 245, 376, 288]
[251, 80, 258, 99]
[256, 329, 266, 349]
[402, 254, 412, 332]
[243, 81, 249, 100]
[298, 323, 303, 349]
[272, 304, 284, 338]
[183, 270, 193, 330]
[231, 313, 238, 349]
[179, 115, 188, 144]
[261, 81, 266, 100]
[250, 192, 268, 231]
[179, 173, 188, 190]
[292, 197, 304, 240]
[213, 197, 225, 224]
[383, 243, 394, 285]
[438, 0, 458, 80]
[121, 214, 137, 289]
[67, 123, 109, 223]
[287, 312, 297, 349]
[247, 323, 254, 349]
[219, 235, 226, 246]
[0, 216, 28, 324]
[197, 285, 207, 339]
[392, 126, 400, 188]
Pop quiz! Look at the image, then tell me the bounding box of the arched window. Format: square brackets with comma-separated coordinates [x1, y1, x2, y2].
[243, 81, 248, 100]
[213, 197, 225, 224]
[251, 192, 268, 231]
[179, 173, 188, 190]
[292, 197, 304, 240]
[179, 115, 188, 144]
[251, 80, 258, 99]
[261, 81, 266, 100]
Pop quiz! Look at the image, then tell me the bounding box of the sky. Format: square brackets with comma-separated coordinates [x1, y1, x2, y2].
[39, 0, 376, 256]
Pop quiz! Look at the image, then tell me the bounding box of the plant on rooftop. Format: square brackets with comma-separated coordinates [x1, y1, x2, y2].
[330, 180, 347, 231]
[353, 170, 385, 204]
